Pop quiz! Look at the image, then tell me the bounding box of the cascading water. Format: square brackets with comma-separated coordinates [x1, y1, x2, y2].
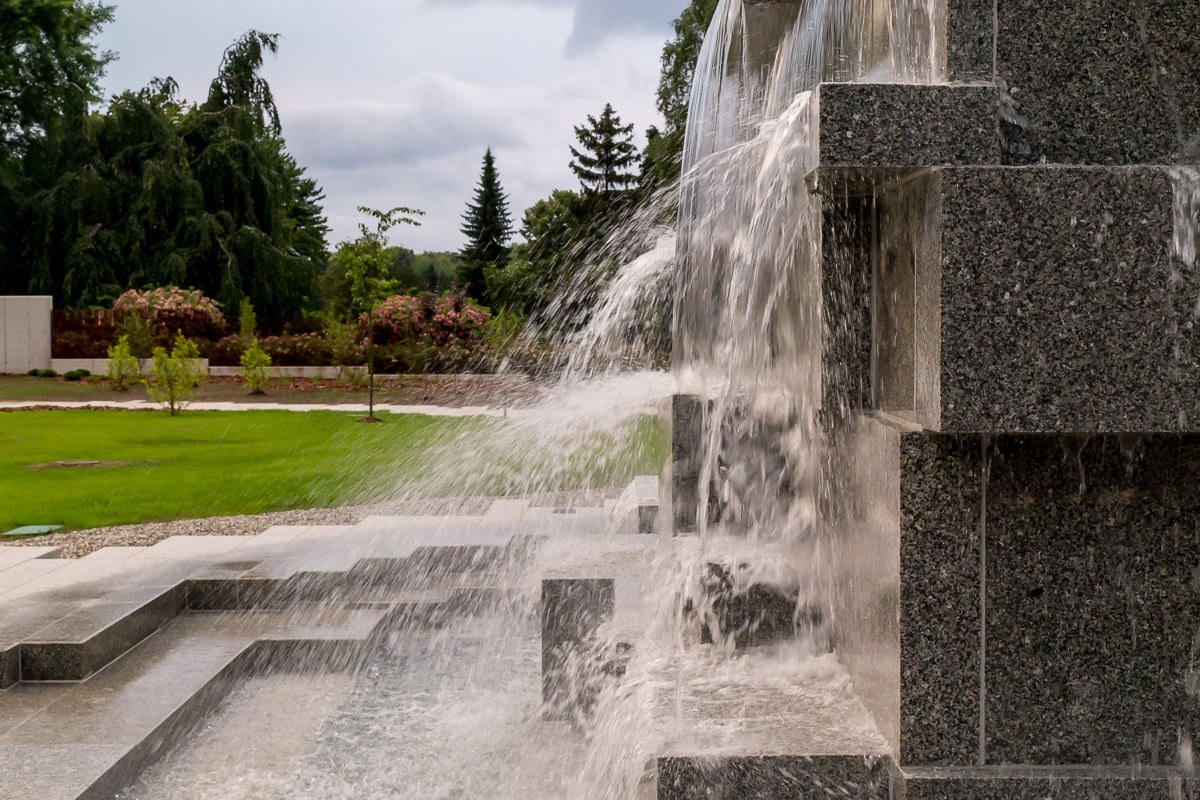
[123, 2, 945, 797]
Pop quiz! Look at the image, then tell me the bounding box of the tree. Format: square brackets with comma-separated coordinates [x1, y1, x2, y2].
[335, 204, 424, 421]
[0, 0, 114, 161]
[569, 104, 639, 195]
[0, 0, 114, 295]
[459, 148, 512, 295]
[649, 0, 719, 184]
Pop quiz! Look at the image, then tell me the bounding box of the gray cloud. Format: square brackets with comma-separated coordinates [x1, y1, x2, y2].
[283, 75, 531, 171]
[442, 0, 680, 52]
[566, 0, 681, 51]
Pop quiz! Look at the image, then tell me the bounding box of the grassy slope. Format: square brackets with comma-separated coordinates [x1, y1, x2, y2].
[0, 410, 666, 532]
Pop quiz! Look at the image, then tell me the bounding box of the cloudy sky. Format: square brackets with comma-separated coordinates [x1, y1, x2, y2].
[95, 0, 683, 252]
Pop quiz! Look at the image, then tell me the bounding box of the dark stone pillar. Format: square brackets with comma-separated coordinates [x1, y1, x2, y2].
[541, 578, 616, 721]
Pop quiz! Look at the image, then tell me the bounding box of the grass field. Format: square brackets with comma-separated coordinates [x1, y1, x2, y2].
[1, 409, 666, 532]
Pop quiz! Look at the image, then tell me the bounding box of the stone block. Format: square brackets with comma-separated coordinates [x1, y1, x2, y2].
[904, 770, 1200, 799]
[945, 0, 994, 82]
[822, 166, 1200, 433]
[994, 1, 1199, 165]
[899, 433, 1200, 768]
[984, 435, 1200, 765]
[818, 83, 1000, 168]
[671, 395, 705, 532]
[657, 755, 891, 800]
[899, 433, 984, 766]
[541, 578, 615, 721]
[937, 166, 1199, 432]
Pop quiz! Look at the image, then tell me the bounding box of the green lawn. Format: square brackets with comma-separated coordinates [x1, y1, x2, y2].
[0, 410, 666, 532]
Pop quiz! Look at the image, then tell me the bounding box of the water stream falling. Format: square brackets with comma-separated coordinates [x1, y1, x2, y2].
[126, 1, 944, 797]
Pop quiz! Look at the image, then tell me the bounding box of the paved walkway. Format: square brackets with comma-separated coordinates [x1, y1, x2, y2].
[0, 400, 506, 417]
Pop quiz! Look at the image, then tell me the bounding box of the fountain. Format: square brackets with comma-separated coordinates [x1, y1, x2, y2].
[1, 0, 1198, 797]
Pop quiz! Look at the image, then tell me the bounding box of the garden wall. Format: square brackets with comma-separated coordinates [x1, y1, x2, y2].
[0, 296, 52, 374]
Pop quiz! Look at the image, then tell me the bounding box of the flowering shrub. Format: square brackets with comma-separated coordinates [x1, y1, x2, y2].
[258, 333, 332, 366]
[360, 291, 490, 373]
[364, 291, 489, 347]
[113, 287, 226, 341]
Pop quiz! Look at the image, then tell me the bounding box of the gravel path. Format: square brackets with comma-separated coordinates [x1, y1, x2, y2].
[5, 490, 619, 558]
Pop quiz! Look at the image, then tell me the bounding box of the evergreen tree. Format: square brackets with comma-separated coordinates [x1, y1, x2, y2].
[459, 147, 512, 294]
[569, 103, 639, 195]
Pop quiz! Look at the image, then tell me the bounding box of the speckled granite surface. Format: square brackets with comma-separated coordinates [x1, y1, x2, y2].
[995, 1, 1199, 165]
[899, 434, 1200, 769]
[985, 435, 1200, 765]
[945, 0, 994, 82]
[657, 755, 892, 800]
[938, 166, 1200, 433]
[818, 84, 1000, 168]
[899, 433, 984, 766]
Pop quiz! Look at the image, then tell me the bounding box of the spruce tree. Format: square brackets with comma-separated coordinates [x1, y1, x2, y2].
[569, 103, 639, 195]
[459, 148, 512, 293]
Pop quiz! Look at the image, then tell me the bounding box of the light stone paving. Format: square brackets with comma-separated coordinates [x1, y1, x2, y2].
[0, 490, 661, 800]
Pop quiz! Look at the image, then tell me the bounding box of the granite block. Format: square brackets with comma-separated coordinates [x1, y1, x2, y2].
[671, 394, 705, 532]
[945, 0, 994, 82]
[994, 1, 1199, 165]
[184, 578, 239, 611]
[900, 433, 984, 766]
[818, 83, 1000, 168]
[0, 645, 17, 689]
[984, 435, 1200, 765]
[905, 771, 1200, 799]
[20, 586, 185, 682]
[541, 578, 615, 721]
[937, 166, 1200, 433]
[657, 755, 891, 800]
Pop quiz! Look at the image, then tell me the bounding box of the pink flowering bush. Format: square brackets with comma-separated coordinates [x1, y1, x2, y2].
[113, 287, 226, 341]
[258, 333, 333, 366]
[360, 291, 490, 372]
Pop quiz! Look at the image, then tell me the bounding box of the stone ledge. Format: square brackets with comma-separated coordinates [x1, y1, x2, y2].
[818, 83, 1000, 168]
[904, 767, 1199, 799]
[657, 755, 893, 800]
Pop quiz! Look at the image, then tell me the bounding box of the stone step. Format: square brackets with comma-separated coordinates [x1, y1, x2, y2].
[0, 546, 62, 571]
[902, 767, 1198, 799]
[0, 607, 391, 800]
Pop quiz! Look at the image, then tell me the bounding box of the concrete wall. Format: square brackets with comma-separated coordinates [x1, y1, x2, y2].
[0, 296, 52, 374]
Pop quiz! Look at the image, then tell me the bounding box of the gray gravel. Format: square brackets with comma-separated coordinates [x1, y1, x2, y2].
[6, 490, 619, 558]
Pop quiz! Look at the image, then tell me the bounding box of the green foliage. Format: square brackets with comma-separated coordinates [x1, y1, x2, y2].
[238, 299, 258, 340]
[115, 312, 154, 359]
[459, 148, 513, 295]
[569, 103, 639, 195]
[321, 314, 362, 369]
[239, 340, 271, 394]
[144, 333, 205, 415]
[105, 335, 140, 390]
[64, 369, 90, 381]
[32, 369, 59, 378]
[4, 27, 328, 321]
[653, 0, 720, 184]
[0, 0, 114, 161]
